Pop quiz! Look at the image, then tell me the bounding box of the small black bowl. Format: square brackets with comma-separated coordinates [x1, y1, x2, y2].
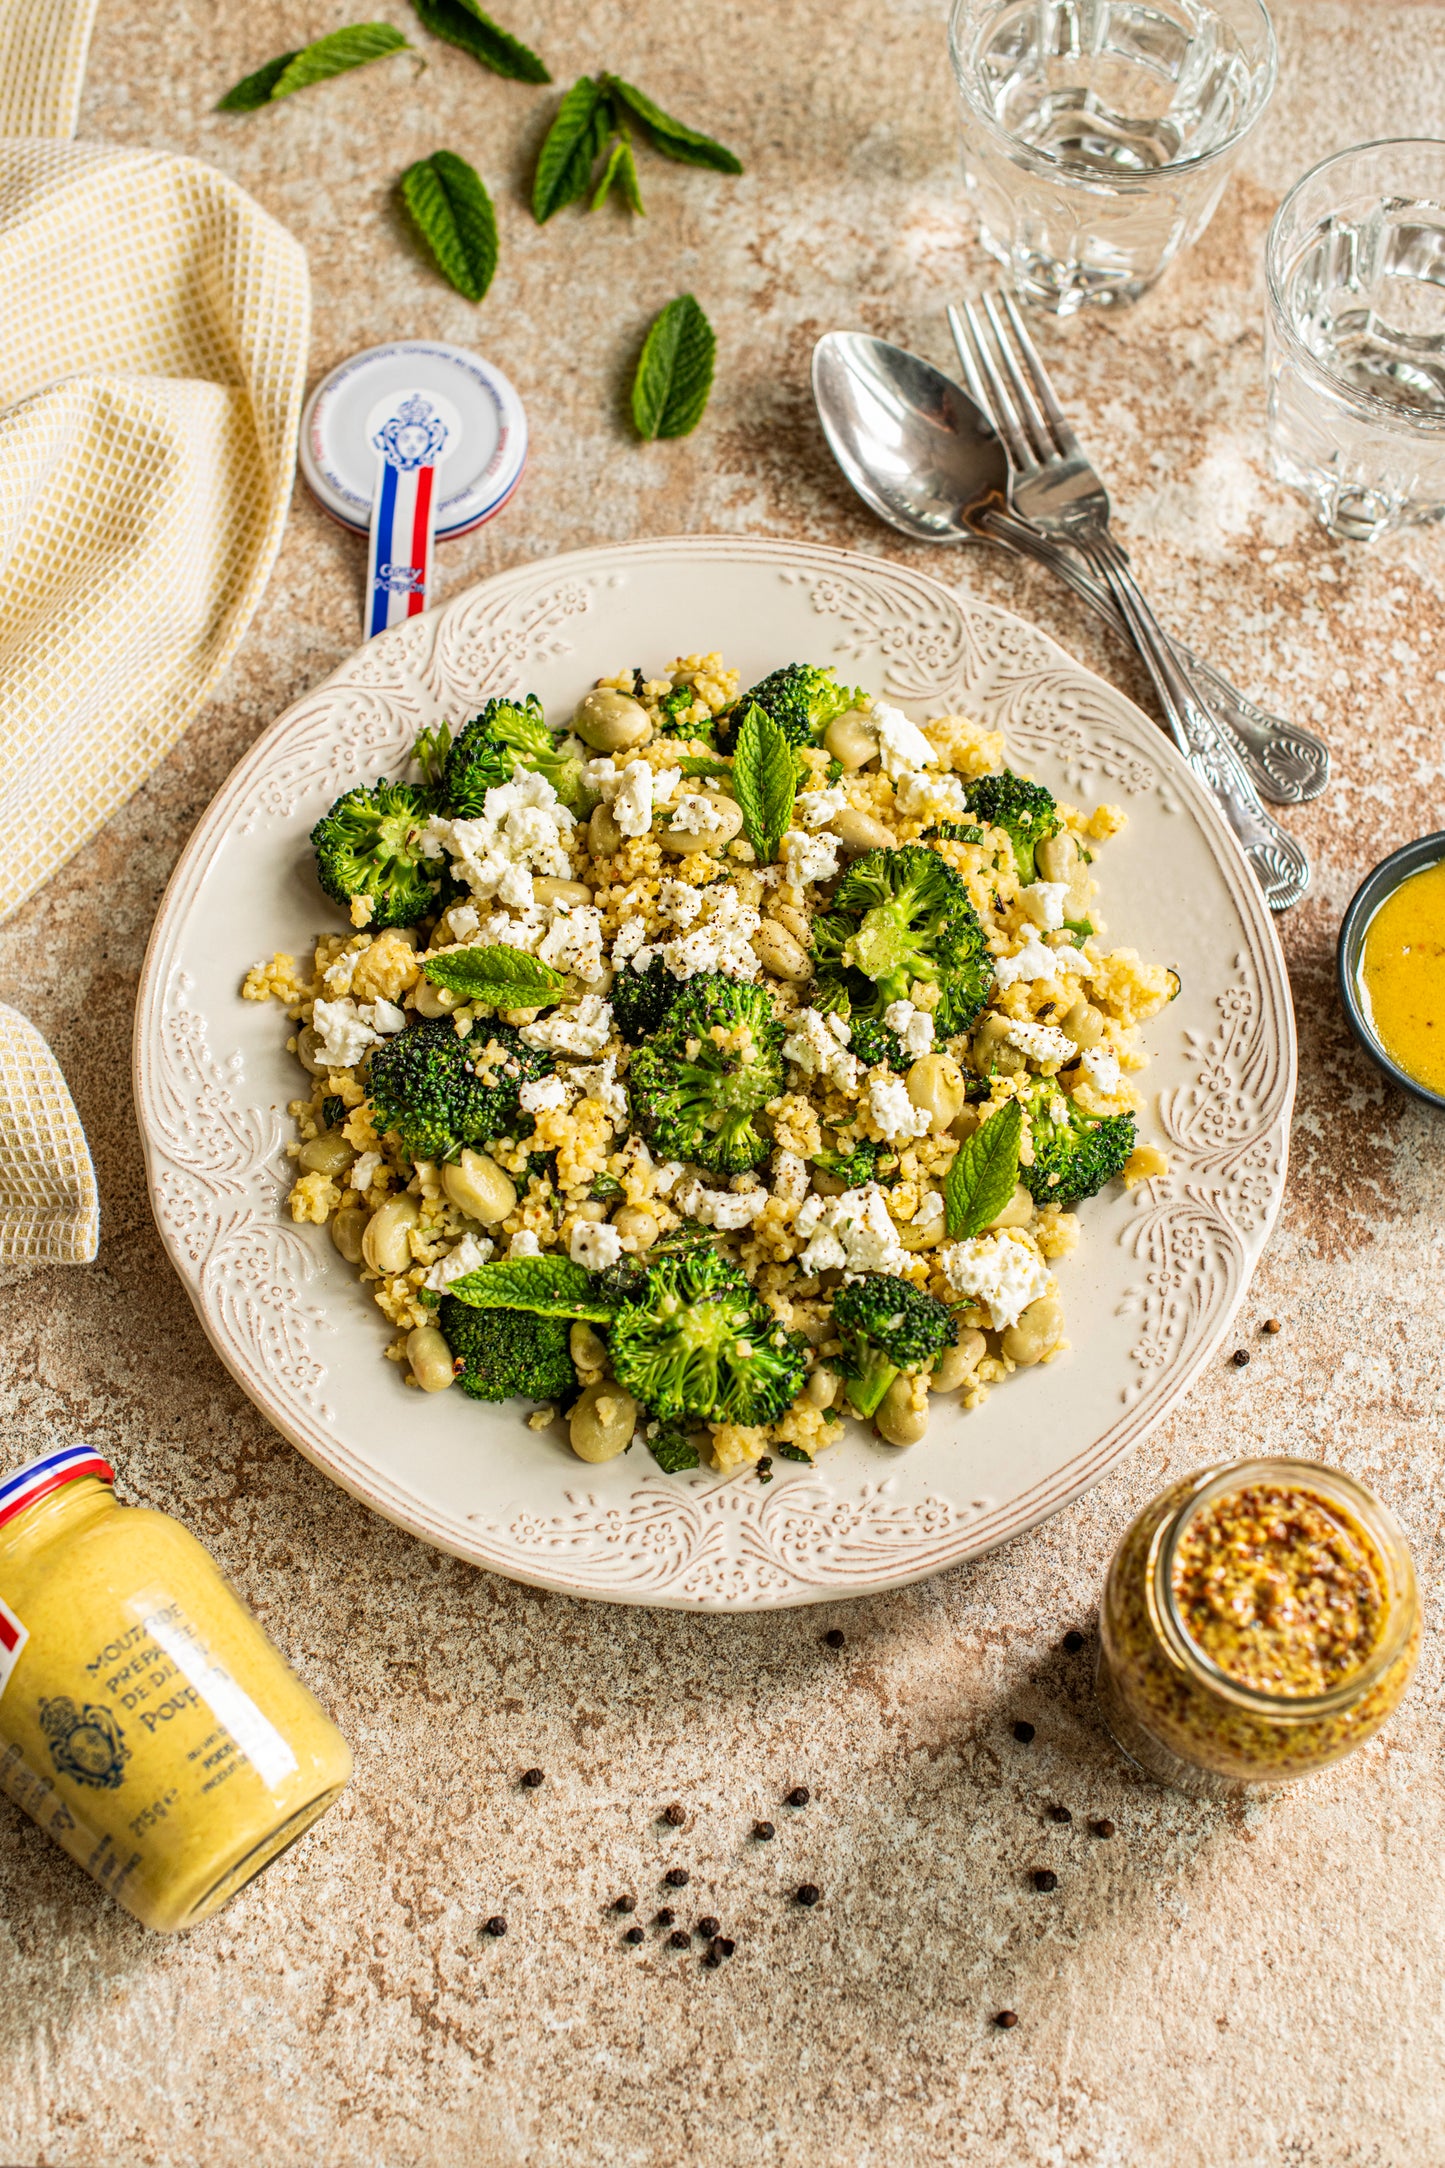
[1337, 831, 1445, 1112]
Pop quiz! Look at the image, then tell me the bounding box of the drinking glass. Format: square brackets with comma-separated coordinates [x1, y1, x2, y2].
[1265, 139, 1445, 542]
[947, 0, 1277, 314]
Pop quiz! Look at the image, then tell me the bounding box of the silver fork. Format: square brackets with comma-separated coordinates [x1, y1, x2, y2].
[947, 293, 1310, 914]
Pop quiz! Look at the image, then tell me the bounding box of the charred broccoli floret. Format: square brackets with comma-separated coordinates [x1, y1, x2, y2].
[724, 662, 862, 751]
[1017, 1076, 1135, 1209]
[831, 1275, 956, 1420]
[609, 1247, 808, 1427]
[439, 1297, 574, 1403]
[628, 977, 784, 1177]
[367, 1017, 553, 1160]
[610, 953, 684, 1043]
[443, 693, 588, 816]
[847, 1015, 906, 1070]
[968, 771, 1063, 885]
[309, 780, 443, 930]
[810, 1136, 892, 1187]
[813, 845, 993, 1036]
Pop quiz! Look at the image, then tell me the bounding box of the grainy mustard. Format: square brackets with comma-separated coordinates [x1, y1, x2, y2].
[0, 1446, 351, 1931]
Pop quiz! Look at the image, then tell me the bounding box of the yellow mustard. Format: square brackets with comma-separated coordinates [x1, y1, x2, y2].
[0, 1445, 351, 1931]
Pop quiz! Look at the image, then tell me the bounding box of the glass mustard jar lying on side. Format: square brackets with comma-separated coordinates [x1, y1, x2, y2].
[0, 1444, 352, 1931]
[1096, 1457, 1420, 1794]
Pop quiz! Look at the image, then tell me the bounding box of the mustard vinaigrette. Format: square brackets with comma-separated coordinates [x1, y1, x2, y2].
[1357, 857, 1445, 1096]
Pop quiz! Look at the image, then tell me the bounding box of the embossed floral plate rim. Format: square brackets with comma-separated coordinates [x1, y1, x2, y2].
[134, 535, 1295, 1609]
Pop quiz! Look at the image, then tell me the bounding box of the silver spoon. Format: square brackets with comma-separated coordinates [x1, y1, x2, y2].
[811, 332, 1329, 808]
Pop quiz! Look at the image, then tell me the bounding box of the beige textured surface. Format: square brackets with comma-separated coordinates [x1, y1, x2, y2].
[2, 3, 1444, 2162]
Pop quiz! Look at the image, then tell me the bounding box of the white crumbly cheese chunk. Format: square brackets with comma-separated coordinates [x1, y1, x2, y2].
[660, 880, 703, 926]
[771, 1150, 811, 1208]
[872, 701, 938, 778]
[612, 760, 655, 839]
[496, 863, 535, 911]
[508, 1229, 542, 1259]
[569, 1053, 628, 1124]
[350, 1150, 382, 1192]
[424, 1232, 495, 1291]
[1003, 1017, 1075, 1066]
[611, 918, 649, 964]
[797, 1182, 906, 1278]
[992, 938, 1089, 989]
[797, 784, 848, 829]
[883, 999, 934, 1057]
[779, 829, 841, 887]
[867, 1069, 933, 1141]
[916, 1188, 944, 1226]
[1081, 1045, 1124, 1096]
[322, 952, 358, 997]
[893, 769, 971, 820]
[519, 1074, 570, 1115]
[310, 997, 382, 1071]
[358, 998, 407, 1035]
[652, 1162, 684, 1196]
[1018, 881, 1070, 932]
[439, 901, 481, 944]
[659, 885, 761, 983]
[668, 793, 732, 838]
[521, 995, 613, 1057]
[478, 905, 549, 954]
[782, 1007, 861, 1093]
[538, 902, 606, 983]
[653, 766, 682, 806]
[674, 1179, 769, 1231]
[570, 1220, 624, 1270]
[940, 1231, 1051, 1329]
[581, 755, 621, 798]
[422, 773, 575, 898]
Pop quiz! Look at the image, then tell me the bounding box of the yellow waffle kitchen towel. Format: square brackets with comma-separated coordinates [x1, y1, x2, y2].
[0, 0, 310, 1260]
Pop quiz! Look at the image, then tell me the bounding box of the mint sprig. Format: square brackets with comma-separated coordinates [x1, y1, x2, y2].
[591, 135, 645, 215]
[423, 946, 565, 1005]
[943, 1100, 1023, 1240]
[401, 151, 499, 303]
[446, 1256, 617, 1320]
[409, 0, 550, 82]
[532, 75, 611, 222]
[732, 701, 795, 864]
[219, 23, 409, 110]
[631, 294, 715, 441]
[602, 75, 742, 174]
[531, 73, 741, 222]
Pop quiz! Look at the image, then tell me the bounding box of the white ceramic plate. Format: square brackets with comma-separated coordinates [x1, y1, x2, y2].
[135, 537, 1294, 1610]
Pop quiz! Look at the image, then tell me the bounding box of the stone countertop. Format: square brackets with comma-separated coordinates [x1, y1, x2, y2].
[3, 3, 1444, 2162]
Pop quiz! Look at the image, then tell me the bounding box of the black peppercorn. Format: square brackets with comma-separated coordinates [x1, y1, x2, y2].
[662, 1802, 686, 1827]
[697, 1916, 720, 1939]
[753, 1819, 775, 1841]
[1047, 1805, 1073, 1825]
[702, 1950, 721, 1968]
[1062, 1630, 1085, 1653]
[655, 1908, 674, 1926]
[623, 1926, 644, 1945]
[995, 2010, 1019, 2030]
[1032, 1869, 1058, 1892]
[1013, 1721, 1035, 1743]
[1092, 1818, 1116, 1839]
[824, 1628, 845, 1648]
[1232, 1348, 1250, 1367]
[664, 1867, 690, 1888]
[614, 1894, 636, 1913]
[520, 1768, 544, 1789]
[786, 1785, 811, 1808]
[795, 1883, 821, 1907]
[717, 1937, 735, 1957]
[669, 1929, 690, 1950]
[484, 1915, 507, 1936]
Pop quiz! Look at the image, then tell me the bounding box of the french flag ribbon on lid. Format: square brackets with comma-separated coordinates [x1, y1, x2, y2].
[365, 391, 451, 639]
[0, 1591, 28, 1698]
[0, 1441, 115, 1534]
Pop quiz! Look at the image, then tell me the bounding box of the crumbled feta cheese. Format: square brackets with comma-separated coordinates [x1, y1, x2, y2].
[358, 997, 407, 1035]
[653, 767, 682, 806]
[652, 1162, 684, 1196]
[660, 880, 703, 927]
[423, 1231, 495, 1291]
[422, 773, 575, 898]
[569, 1052, 628, 1124]
[661, 919, 760, 983]
[667, 793, 733, 838]
[569, 1220, 624, 1270]
[796, 1182, 906, 1278]
[782, 1008, 861, 1093]
[322, 952, 358, 997]
[1003, 1017, 1075, 1066]
[771, 1150, 811, 1208]
[883, 998, 934, 1057]
[497, 863, 535, 911]
[1081, 1045, 1124, 1096]
[867, 1069, 933, 1141]
[779, 829, 841, 887]
[539, 902, 606, 983]
[992, 938, 1089, 989]
[674, 1179, 769, 1231]
[611, 918, 648, 964]
[581, 755, 620, 798]
[350, 1150, 382, 1192]
[893, 769, 971, 819]
[940, 1231, 1051, 1329]
[479, 905, 549, 954]
[1018, 881, 1070, 932]
[797, 784, 848, 829]
[309, 997, 381, 1071]
[520, 995, 613, 1057]
[441, 901, 481, 943]
[873, 702, 938, 778]
[613, 759, 655, 838]
[508, 1229, 542, 1259]
[519, 1074, 570, 1115]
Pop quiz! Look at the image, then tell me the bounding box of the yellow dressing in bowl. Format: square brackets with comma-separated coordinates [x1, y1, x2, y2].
[1358, 858, 1445, 1096]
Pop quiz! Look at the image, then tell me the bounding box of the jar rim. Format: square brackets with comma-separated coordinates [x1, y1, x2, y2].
[0, 1444, 115, 1532]
[1148, 1457, 1417, 1717]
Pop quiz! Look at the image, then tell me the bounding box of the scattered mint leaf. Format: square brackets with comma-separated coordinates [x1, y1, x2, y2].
[630, 293, 715, 441]
[943, 1100, 1023, 1241]
[220, 24, 409, 108]
[447, 1256, 617, 1320]
[401, 150, 499, 303]
[676, 754, 732, 780]
[591, 134, 645, 214]
[732, 700, 795, 865]
[648, 1428, 701, 1473]
[589, 1172, 624, 1200]
[409, 0, 550, 82]
[1062, 916, 1095, 940]
[532, 75, 609, 222]
[773, 1440, 812, 1462]
[423, 946, 565, 1005]
[602, 75, 743, 173]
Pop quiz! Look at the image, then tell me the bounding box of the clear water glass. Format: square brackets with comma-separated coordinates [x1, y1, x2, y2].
[948, 0, 1277, 314]
[1265, 139, 1445, 542]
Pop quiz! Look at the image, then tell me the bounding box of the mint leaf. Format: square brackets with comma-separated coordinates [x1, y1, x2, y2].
[532, 76, 609, 222]
[423, 946, 565, 1005]
[676, 754, 732, 779]
[409, 0, 549, 82]
[944, 1100, 1023, 1240]
[447, 1256, 616, 1320]
[732, 702, 795, 865]
[648, 1428, 701, 1473]
[631, 294, 715, 441]
[218, 51, 300, 109]
[603, 75, 743, 173]
[401, 151, 499, 303]
[221, 24, 408, 108]
[591, 135, 645, 214]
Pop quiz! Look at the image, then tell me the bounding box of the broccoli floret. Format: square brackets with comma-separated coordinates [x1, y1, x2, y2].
[813, 845, 993, 1036]
[609, 1247, 807, 1427]
[832, 1275, 956, 1420]
[309, 780, 443, 930]
[628, 977, 784, 1177]
[847, 1015, 906, 1070]
[439, 1298, 574, 1403]
[967, 771, 1063, 885]
[811, 1136, 892, 1187]
[610, 953, 684, 1043]
[367, 1017, 553, 1160]
[654, 682, 710, 740]
[1017, 1077, 1136, 1209]
[726, 663, 862, 751]
[443, 694, 588, 816]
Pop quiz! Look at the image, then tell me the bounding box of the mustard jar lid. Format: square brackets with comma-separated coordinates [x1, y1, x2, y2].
[0, 1442, 114, 1532]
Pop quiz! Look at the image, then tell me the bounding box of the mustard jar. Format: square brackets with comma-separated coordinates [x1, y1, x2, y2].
[0, 1443, 352, 1930]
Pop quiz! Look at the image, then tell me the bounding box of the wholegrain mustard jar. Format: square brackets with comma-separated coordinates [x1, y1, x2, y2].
[1096, 1457, 1420, 1795]
[0, 1444, 352, 1930]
